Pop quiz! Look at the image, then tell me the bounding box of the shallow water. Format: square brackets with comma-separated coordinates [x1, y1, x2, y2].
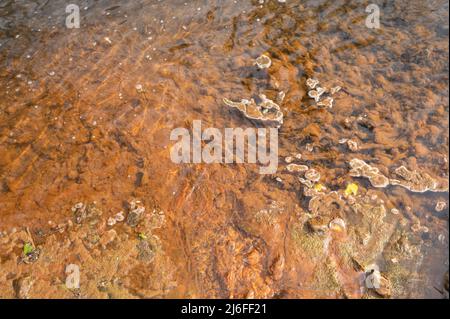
[0, 0, 448, 298]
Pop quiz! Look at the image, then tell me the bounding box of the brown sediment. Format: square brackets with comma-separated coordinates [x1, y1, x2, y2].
[0, 0, 449, 298]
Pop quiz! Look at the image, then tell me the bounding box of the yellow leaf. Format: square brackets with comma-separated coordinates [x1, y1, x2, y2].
[345, 183, 358, 196]
[23, 242, 34, 255]
[138, 233, 147, 240]
[314, 183, 325, 192]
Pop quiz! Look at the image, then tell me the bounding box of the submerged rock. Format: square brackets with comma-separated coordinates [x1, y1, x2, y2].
[127, 199, 146, 227]
[72, 202, 102, 224]
[72, 202, 87, 224]
[363, 264, 392, 298]
[137, 239, 155, 262]
[306, 78, 319, 89]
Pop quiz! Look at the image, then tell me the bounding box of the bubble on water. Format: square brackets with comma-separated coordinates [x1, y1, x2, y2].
[390, 166, 448, 193]
[330, 86, 342, 94]
[223, 95, 283, 128]
[349, 158, 389, 188]
[306, 78, 319, 89]
[127, 199, 146, 227]
[317, 96, 334, 108]
[286, 163, 308, 173]
[308, 87, 326, 102]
